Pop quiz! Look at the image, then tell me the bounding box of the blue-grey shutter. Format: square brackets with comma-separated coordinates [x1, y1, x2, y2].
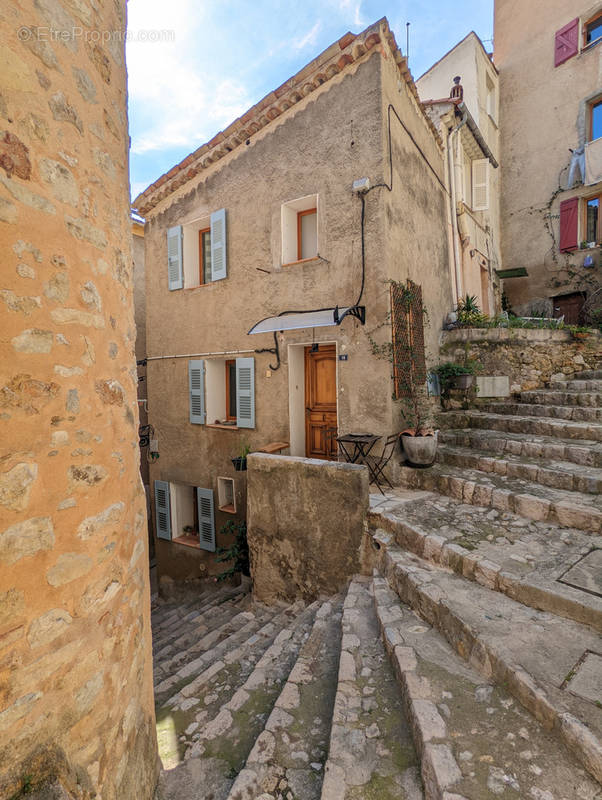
[167, 225, 183, 290]
[189, 359, 205, 424]
[197, 488, 215, 552]
[154, 480, 171, 540]
[236, 357, 255, 429]
[210, 208, 227, 281]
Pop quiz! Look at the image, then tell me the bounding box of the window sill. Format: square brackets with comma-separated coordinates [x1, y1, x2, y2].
[582, 37, 602, 54]
[219, 503, 236, 514]
[281, 256, 320, 268]
[172, 534, 200, 549]
[207, 423, 239, 431]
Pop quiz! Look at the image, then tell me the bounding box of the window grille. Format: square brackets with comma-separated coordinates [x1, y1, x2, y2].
[391, 280, 426, 399]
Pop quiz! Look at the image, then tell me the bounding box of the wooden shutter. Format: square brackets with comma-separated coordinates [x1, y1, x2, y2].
[555, 19, 579, 67]
[197, 488, 215, 552]
[189, 359, 205, 424]
[236, 357, 255, 429]
[210, 208, 227, 281]
[167, 225, 183, 290]
[559, 198, 579, 252]
[154, 480, 171, 540]
[472, 159, 489, 211]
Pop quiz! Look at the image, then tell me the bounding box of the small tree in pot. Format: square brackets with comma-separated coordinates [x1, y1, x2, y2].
[398, 373, 438, 467]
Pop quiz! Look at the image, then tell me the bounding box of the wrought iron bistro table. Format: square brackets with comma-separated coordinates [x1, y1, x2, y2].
[336, 433, 382, 488]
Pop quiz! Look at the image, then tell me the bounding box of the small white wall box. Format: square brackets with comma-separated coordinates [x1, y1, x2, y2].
[476, 376, 510, 398]
[217, 477, 236, 513]
[352, 177, 370, 193]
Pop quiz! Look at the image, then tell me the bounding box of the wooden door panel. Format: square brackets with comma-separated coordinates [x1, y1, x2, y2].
[305, 345, 337, 460]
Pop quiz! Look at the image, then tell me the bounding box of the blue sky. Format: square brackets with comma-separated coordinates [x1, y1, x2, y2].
[127, 0, 493, 202]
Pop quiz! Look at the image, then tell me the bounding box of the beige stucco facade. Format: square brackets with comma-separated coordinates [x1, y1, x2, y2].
[418, 32, 502, 315]
[136, 19, 454, 584]
[0, 2, 158, 797]
[495, 0, 602, 318]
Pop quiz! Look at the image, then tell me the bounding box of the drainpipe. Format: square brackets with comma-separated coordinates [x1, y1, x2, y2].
[447, 109, 468, 302]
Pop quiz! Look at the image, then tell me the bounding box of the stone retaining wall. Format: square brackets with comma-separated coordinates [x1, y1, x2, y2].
[247, 454, 370, 603]
[440, 328, 602, 391]
[0, 3, 158, 798]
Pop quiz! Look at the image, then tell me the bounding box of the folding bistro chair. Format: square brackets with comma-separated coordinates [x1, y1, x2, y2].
[364, 433, 399, 492]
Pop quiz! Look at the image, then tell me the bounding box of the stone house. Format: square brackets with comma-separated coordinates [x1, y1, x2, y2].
[417, 31, 501, 316]
[495, 0, 602, 321]
[134, 18, 455, 583]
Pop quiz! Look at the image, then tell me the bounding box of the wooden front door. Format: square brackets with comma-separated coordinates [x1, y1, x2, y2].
[305, 344, 337, 460]
[553, 292, 585, 325]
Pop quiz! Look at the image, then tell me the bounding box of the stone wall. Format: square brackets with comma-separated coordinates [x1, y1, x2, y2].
[0, 3, 158, 799]
[441, 328, 602, 392]
[247, 454, 370, 603]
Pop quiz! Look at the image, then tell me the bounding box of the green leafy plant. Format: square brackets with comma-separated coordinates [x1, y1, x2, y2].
[456, 295, 489, 327]
[215, 519, 250, 582]
[238, 443, 251, 459]
[435, 361, 478, 398]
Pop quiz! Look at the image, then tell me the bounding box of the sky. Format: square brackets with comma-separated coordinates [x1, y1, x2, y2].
[127, 0, 494, 203]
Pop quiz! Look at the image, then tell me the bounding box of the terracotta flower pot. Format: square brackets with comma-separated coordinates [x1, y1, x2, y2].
[400, 431, 438, 467]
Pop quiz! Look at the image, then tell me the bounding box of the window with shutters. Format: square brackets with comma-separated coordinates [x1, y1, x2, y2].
[471, 160, 489, 211]
[191, 357, 255, 429]
[589, 99, 602, 142]
[153, 481, 216, 551]
[167, 208, 227, 290]
[282, 194, 318, 266]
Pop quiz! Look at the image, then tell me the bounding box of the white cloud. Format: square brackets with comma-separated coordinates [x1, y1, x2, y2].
[337, 0, 365, 28]
[295, 21, 322, 50]
[127, 0, 252, 155]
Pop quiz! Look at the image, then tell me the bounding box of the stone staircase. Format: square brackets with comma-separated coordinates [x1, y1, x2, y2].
[151, 370, 601, 799]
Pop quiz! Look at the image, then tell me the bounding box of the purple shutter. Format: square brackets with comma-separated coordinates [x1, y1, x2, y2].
[559, 198, 579, 252]
[555, 18, 579, 66]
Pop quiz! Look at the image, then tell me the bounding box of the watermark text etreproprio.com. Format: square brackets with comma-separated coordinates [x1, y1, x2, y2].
[17, 26, 175, 44]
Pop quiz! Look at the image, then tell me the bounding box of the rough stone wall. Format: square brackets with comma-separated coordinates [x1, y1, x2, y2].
[441, 328, 602, 391]
[246, 454, 370, 603]
[0, 3, 158, 798]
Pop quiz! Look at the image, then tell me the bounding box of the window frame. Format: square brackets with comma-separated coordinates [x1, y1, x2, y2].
[198, 226, 211, 286]
[296, 207, 318, 262]
[225, 359, 237, 422]
[583, 193, 602, 244]
[584, 10, 602, 49]
[589, 98, 602, 142]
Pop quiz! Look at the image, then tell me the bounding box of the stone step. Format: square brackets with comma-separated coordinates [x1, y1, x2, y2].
[371, 572, 602, 800]
[157, 602, 321, 799]
[153, 596, 253, 666]
[320, 577, 422, 799]
[573, 369, 602, 380]
[441, 409, 602, 442]
[368, 490, 602, 632]
[375, 542, 602, 785]
[400, 463, 602, 533]
[520, 389, 602, 407]
[549, 379, 602, 391]
[152, 586, 248, 650]
[154, 607, 280, 703]
[440, 428, 602, 468]
[482, 401, 602, 423]
[437, 443, 602, 494]
[227, 597, 343, 800]
[162, 601, 310, 712]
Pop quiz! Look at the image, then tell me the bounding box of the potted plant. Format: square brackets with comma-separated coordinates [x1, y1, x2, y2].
[231, 443, 251, 471]
[456, 294, 488, 328]
[436, 361, 478, 394]
[398, 381, 438, 467]
[569, 325, 591, 341]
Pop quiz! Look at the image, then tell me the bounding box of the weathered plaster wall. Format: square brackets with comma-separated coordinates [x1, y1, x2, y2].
[495, 0, 602, 313]
[246, 454, 370, 603]
[0, 3, 157, 798]
[441, 328, 602, 391]
[144, 53, 394, 581]
[379, 45, 454, 428]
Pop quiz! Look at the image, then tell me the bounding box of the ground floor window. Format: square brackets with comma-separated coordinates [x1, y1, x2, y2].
[154, 480, 215, 551]
[585, 195, 601, 243]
